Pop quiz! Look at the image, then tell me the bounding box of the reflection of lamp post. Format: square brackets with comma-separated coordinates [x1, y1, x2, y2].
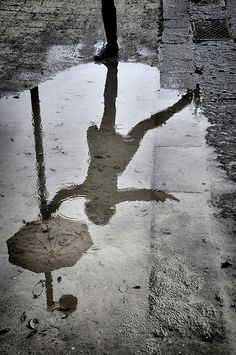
[30, 87, 48, 220]
[45, 272, 54, 309]
[7, 87, 93, 314]
[7, 214, 91, 312]
[45, 272, 78, 314]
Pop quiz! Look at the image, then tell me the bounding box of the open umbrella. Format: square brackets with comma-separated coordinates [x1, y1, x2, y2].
[6, 87, 93, 313]
[7, 87, 93, 273]
[7, 216, 92, 273]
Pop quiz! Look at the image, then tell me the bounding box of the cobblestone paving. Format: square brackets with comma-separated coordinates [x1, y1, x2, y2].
[189, 1, 236, 220]
[160, 0, 236, 220]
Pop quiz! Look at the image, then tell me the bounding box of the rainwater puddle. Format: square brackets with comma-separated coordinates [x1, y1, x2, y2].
[0, 62, 221, 351]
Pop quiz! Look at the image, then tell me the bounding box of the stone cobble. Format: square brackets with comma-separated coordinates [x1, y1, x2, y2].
[189, 2, 236, 187]
[160, 0, 236, 220]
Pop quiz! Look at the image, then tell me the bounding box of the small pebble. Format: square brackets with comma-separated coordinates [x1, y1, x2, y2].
[221, 261, 232, 269]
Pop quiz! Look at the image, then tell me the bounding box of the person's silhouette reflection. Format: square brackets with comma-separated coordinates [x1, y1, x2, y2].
[46, 61, 193, 225]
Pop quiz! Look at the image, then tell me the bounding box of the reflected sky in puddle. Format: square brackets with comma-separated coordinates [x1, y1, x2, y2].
[0, 62, 207, 344]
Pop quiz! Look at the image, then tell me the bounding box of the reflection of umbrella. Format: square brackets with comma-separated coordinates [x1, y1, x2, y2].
[6, 87, 93, 275]
[6, 87, 92, 316]
[7, 216, 93, 273]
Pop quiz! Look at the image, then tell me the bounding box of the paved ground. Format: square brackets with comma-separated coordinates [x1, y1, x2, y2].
[160, 0, 236, 218]
[0, 0, 161, 97]
[0, 0, 235, 354]
[158, 2, 236, 354]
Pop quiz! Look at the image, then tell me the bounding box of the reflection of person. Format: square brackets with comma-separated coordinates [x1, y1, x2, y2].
[95, 0, 119, 61]
[46, 61, 193, 225]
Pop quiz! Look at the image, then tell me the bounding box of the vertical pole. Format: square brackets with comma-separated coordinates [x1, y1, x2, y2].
[45, 272, 54, 308]
[30, 87, 48, 219]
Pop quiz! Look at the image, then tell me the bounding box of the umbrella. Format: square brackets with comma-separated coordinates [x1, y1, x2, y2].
[7, 216, 93, 274]
[6, 87, 93, 315]
[7, 87, 93, 274]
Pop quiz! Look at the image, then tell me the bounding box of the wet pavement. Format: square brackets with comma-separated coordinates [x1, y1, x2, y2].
[0, 61, 235, 354]
[0, 0, 236, 354]
[0, 0, 161, 97]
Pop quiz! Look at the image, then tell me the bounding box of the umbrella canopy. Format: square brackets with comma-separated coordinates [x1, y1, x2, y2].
[7, 216, 93, 273]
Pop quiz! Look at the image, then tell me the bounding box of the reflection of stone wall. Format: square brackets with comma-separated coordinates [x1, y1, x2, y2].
[0, 0, 162, 97]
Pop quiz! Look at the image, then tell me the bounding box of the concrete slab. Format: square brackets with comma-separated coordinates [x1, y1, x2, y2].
[153, 146, 211, 192]
[160, 71, 196, 90]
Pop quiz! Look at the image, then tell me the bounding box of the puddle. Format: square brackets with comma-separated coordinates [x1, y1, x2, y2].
[0, 62, 225, 353]
[0, 62, 200, 226]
